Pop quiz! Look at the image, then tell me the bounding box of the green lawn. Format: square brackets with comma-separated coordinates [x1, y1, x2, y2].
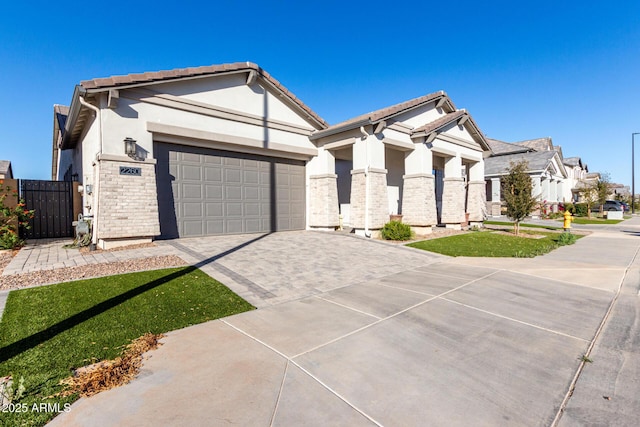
[407, 230, 582, 257]
[0, 267, 254, 426]
[570, 217, 624, 225]
[483, 220, 563, 231]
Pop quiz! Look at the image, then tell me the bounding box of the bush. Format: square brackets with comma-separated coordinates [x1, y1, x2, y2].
[563, 202, 575, 214]
[0, 184, 35, 249]
[380, 221, 413, 241]
[574, 203, 588, 217]
[556, 232, 577, 246]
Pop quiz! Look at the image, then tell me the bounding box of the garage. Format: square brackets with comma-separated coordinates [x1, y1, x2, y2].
[155, 143, 306, 238]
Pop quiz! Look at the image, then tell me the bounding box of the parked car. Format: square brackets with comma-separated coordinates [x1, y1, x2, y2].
[601, 200, 624, 211]
[620, 201, 630, 212]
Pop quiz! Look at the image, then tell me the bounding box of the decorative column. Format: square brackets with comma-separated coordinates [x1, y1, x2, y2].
[541, 177, 550, 215]
[550, 178, 558, 212]
[350, 130, 388, 236]
[94, 154, 160, 249]
[308, 147, 339, 230]
[441, 154, 465, 229]
[466, 161, 486, 225]
[490, 177, 501, 217]
[402, 139, 437, 234]
[530, 175, 542, 218]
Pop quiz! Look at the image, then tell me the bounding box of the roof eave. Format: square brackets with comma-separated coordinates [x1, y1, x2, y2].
[60, 85, 85, 150]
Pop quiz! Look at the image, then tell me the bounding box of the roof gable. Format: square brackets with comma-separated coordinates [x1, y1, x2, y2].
[311, 91, 455, 140]
[412, 110, 490, 151]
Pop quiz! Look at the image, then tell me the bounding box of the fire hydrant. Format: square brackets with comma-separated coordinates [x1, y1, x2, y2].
[563, 210, 573, 232]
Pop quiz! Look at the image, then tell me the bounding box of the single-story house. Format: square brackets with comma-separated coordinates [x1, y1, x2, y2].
[53, 62, 489, 248]
[484, 137, 568, 217]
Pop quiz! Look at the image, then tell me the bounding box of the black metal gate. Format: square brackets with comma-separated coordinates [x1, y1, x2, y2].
[20, 180, 74, 239]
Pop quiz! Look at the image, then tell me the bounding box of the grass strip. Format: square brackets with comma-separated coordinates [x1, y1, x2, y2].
[0, 267, 254, 426]
[407, 230, 582, 257]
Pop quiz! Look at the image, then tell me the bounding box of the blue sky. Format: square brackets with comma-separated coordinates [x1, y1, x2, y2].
[1, 1, 639, 187]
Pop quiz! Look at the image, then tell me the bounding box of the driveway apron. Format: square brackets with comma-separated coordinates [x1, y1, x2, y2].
[41, 222, 640, 426]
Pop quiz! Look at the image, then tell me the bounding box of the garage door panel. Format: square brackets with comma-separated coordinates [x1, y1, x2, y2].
[182, 202, 202, 217]
[182, 184, 202, 200]
[205, 185, 222, 200]
[206, 202, 223, 217]
[226, 219, 243, 233]
[206, 220, 224, 234]
[204, 167, 222, 182]
[224, 157, 242, 167]
[179, 152, 200, 163]
[225, 186, 242, 200]
[245, 203, 260, 216]
[183, 221, 203, 237]
[244, 186, 260, 200]
[156, 143, 305, 238]
[225, 168, 242, 183]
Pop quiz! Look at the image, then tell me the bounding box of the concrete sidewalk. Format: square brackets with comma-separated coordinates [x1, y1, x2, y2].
[43, 219, 640, 426]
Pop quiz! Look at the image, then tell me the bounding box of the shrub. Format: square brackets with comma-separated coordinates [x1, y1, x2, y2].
[380, 221, 413, 241]
[556, 232, 577, 246]
[0, 184, 35, 249]
[564, 202, 575, 214]
[574, 203, 588, 217]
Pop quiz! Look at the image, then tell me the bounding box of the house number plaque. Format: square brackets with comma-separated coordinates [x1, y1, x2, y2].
[119, 166, 142, 176]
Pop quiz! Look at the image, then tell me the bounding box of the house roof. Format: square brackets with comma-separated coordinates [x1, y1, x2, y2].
[79, 62, 328, 129]
[310, 91, 456, 140]
[411, 110, 491, 152]
[515, 137, 553, 152]
[563, 156, 582, 167]
[484, 150, 564, 176]
[485, 137, 533, 155]
[0, 160, 13, 178]
[61, 62, 328, 149]
[52, 105, 70, 179]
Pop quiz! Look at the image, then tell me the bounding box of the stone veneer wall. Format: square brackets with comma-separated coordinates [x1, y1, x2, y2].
[350, 169, 389, 229]
[466, 181, 487, 222]
[441, 177, 465, 224]
[401, 174, 437, 226]
[95, 157, 160, 240]
[308, 174, 339, 228]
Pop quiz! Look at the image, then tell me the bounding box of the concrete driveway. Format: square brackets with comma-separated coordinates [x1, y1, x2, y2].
[48, 223, 640, 426]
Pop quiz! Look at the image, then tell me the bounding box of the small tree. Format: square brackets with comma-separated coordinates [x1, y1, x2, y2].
[595, 172, 611, 213]
[581, 183, 597, 219]
[502, 160, 538, 235]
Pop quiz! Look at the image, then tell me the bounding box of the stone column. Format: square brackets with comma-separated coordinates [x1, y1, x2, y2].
[350, 131, 388, 236]
[466, 161, 486, 224]
[94, 154, 160, 249]
[441, 155, 465, 228]
[309, 174, 339, 230]
[531, 176, 542, 218]
[308, 147, 339, 230]
[402, 140, 436, 234]
[490, 177, 501, 217]
[550, 178, 558, 212]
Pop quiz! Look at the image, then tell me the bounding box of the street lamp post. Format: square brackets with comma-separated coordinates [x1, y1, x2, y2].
[633, 133, 640, 214]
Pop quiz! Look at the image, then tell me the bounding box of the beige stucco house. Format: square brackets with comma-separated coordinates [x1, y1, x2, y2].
[53, 62, 489, 248]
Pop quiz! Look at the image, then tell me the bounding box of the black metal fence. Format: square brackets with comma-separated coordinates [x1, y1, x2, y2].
[20, 180, 74, 239]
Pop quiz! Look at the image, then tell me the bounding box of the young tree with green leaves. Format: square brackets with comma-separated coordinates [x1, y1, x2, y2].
[501, 160, 538, 235]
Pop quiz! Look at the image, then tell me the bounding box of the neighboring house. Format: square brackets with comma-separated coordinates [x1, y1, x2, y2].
[562, 156, 590, 202]
[484, 137, 569, 217]
[0, 160, 13, 179]
[53, 62, 489, 248]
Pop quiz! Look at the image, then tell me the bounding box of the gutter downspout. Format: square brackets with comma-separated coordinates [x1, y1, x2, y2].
[360, 126, 371, 238]
[77, 95, 102, 245]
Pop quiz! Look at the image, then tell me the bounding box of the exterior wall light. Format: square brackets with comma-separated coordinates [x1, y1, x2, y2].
[124, 137, 137, 158]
